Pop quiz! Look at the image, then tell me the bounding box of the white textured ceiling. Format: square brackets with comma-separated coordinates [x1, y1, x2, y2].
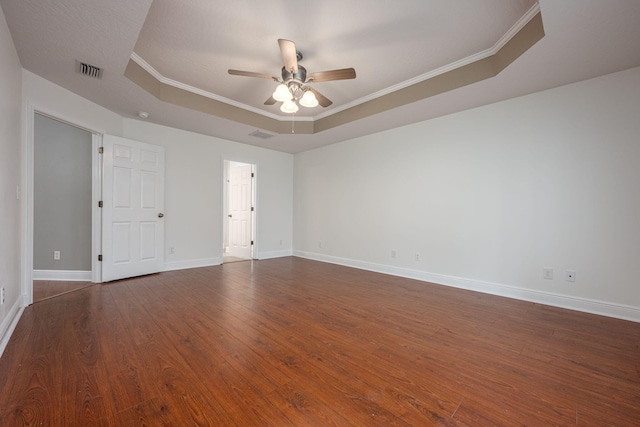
[2, 0, 640, 153]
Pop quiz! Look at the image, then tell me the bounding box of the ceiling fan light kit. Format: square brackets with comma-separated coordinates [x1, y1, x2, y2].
[272, 83, 291, 102]
[229, 39, 356, 115]
[281, 99, 299, 114]
[299, 90, 319, 108]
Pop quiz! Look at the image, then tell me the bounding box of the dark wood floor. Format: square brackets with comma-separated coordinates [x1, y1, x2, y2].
[1, 257, 639, 425]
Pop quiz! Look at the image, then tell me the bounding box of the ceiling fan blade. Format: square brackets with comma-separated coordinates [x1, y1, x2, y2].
[228, 69, 276, 80]
[308, 87, 332, 107]
[278, 39, 298, 73]
[264, 96, 276, 105]
[308, 68, 356, 83]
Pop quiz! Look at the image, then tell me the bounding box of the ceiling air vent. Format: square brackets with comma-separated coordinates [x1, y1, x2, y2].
[249, 130, 275, 139]
[75, 60, 103, 79]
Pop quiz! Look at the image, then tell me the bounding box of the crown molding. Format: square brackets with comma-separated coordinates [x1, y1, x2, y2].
[130, 53, 313, 122]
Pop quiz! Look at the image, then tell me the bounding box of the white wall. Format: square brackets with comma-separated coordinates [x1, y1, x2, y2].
[21, 72, 292, 275]
[294, 66, 640, 321]
[123, 119, 293, 269]
[22, 71, 123, 135]
[0, 6, 24, 355]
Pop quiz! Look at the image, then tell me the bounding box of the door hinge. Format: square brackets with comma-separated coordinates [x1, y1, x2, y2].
[98, 254, 103, 262]
[251, 172, 254, 178]
[98, 147, 104, 154]
[98, 200, 103, 208]
[251, 240, 254, 245]
[251, 206, 254, 212]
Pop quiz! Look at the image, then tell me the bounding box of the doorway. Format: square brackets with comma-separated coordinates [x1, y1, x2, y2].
[32, 113, 95, 302]
[25, 109, 164, 304]
[223, 160, 256, 263]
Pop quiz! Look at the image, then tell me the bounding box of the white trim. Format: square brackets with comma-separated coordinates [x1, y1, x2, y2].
[92, 133, 103, 283]
[22, 102, 35, 306]
[257, 249, 293, 260]
[163, 257, 221, 272]
[0, 299, 24, 358]
[33, 270, 92, 281]
[221, 156, 228, 260]
[293, 250, 640, 323]
[251, 163, 257, 260]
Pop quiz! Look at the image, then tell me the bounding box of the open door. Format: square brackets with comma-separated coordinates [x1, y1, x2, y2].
[102, 135, 165, 282]
[225, 162, 254, 260]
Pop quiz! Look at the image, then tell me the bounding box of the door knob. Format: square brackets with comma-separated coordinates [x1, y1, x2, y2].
[158, 213, 164, 218]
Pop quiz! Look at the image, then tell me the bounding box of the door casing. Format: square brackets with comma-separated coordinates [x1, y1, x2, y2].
[23, 104, 103, 305]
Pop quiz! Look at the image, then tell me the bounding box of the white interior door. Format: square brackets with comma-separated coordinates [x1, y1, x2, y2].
[102, 135, 165, 282]
[228, 164, 253, 259]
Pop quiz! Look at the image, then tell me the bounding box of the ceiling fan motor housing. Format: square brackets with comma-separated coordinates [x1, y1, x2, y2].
[282, 65, 308, 98]
[282, 65, 307, 83]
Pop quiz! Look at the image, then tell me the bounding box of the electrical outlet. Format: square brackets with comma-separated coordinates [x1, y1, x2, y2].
[391, 249, 397, 259]
[414, 252, 420, 261]
[543, 267, 553, 280]
[1, 287, 4, 305]
[565, 270, 576, 282]
[54, 250, 61, 260]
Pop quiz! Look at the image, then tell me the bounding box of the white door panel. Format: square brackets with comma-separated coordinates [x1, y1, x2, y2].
[102, 135, 165, 282]
[228, 164, 253, 259]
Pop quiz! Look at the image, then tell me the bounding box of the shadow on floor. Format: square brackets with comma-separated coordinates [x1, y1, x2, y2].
[33, 280, 96, 303]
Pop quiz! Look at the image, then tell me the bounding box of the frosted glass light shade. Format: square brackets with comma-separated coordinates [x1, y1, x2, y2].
[272, 84, 291, 102]
[280, 99, 299, 113]
[299, 90, 318, 107]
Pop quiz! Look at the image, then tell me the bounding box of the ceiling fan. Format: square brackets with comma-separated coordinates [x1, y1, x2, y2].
[228, 39, 356, 113]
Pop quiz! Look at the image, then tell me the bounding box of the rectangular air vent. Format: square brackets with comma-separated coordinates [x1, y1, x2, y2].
[249, 130, 275, 139]
[75, 60, 103, 79]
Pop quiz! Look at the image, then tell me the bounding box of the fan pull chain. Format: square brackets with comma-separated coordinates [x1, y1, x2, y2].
[291, 112, 295, 133]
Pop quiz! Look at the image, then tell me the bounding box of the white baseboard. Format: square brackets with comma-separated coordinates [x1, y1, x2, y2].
[0, 298, 24, 358]
[293, 250, 640, 323]
[33, 270, 92, 281]
[257, 249, 293, 260]
[163, 257, 221, 272]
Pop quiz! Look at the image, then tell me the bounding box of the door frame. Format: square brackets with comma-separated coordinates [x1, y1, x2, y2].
[22, 103, 103, 306]
[222, 159, 257, 261]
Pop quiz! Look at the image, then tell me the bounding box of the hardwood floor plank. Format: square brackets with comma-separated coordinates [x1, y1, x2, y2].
[61, 370, 115, 425]
[264, 381, 356, 426]
[1, 295, 68, 424]
[113, 292, 239, 425]
[198, 287, 443, 424]
[2, 257, 640, 424]
[0, 307, 35, 399]
[113, 397, 180, 426]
